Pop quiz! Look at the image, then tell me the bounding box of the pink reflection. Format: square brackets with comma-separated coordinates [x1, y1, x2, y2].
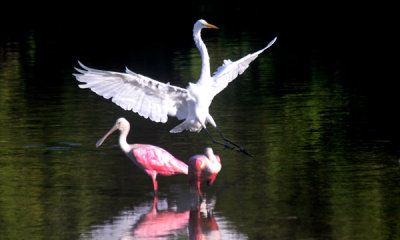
[189, 200, 221, 240]
[131, 197, 221, 239]
[132, 197, 189, 238]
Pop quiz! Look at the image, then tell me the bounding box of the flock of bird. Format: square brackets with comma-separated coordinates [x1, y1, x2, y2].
[96, 117, 220, 198]
[74, 19, 276, 198]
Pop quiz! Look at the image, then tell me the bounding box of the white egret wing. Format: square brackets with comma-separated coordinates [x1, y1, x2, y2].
[209, 37, 277, 96]
[74, 62, 189, 123]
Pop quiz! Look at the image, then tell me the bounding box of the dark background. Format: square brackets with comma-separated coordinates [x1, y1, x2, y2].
[2, 1, 396, 145]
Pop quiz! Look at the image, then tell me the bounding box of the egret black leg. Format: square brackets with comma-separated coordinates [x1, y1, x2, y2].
[215, 127, 254, 157]
[203, 128, 235, 150]
[214, 127, 241, 148]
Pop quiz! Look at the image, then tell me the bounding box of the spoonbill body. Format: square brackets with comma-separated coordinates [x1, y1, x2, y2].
[96, 117, 188, 193]
[188, 148, 221, 199]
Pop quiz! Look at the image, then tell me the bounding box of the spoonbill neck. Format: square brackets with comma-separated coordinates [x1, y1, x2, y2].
[118, 127, 131, 154]
[193, 29, 211, 81]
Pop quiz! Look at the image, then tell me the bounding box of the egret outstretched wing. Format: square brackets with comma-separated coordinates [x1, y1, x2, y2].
[73, 19, 276, 156]
[209, 37, 277, 97]
[74, 62, 189, 123]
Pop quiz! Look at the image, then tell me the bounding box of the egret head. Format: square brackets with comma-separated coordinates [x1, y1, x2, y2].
[194, 19, 219, 32]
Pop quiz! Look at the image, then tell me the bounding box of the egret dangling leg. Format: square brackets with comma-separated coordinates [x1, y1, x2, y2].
[214, 126, 241, 148]
[215, 127, 253, 157]
[203, 128, 235, 150]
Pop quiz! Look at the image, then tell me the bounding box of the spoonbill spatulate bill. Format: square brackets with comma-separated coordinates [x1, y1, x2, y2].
[96, 117, 188, 194]
[74, 19, 277, 156]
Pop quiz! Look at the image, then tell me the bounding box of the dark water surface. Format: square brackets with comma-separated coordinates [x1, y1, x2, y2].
[1, 4, 399, 240]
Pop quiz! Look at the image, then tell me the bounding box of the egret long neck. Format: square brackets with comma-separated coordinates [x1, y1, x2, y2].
[194, 30, 211, 82]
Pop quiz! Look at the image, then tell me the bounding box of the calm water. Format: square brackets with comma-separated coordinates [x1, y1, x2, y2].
[1, 9, 399, 240]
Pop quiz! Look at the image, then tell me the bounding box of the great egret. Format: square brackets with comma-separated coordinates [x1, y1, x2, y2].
[96, 117, 188, 194]
[74, 19, 277, 156]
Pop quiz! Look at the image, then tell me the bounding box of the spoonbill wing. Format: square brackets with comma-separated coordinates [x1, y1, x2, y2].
[74, 62, 189, 123]
[133, 145, 188, 175]
[209, 37, 277, 97]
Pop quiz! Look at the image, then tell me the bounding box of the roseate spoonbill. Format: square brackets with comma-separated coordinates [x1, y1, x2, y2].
[188, 148, 221, 199]
[96, 117, 188, 194]
[74, 19, 277, 156]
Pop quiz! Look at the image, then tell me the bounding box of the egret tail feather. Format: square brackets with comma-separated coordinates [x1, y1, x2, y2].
[170, 120, 202, 133]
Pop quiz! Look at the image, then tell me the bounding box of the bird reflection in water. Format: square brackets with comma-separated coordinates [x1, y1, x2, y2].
[189, 198, 221, 240]
[131, 196, 189, 238]
[128, 196, 220, 239]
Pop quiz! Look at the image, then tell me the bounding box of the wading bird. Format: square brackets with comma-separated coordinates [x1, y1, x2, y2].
[188, 148, 221, 199]
[96, 117, 188, 194]
[74, 19, 277, 156]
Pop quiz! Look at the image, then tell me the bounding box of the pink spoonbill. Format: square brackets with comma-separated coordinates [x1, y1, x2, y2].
[74, 19, 277, 156]
[188, 147, 221, 199]
[96, 117, 188, 194]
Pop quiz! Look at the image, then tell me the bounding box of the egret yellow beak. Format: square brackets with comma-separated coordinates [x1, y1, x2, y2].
[204, 22, 219, 29]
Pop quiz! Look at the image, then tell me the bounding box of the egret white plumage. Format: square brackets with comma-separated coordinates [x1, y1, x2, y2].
[74, 19, 277, 156]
